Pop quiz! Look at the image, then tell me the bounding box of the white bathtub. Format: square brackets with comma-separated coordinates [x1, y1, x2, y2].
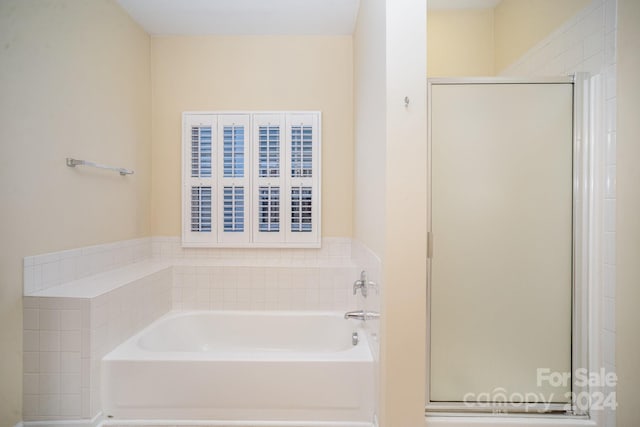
[101, 311, 374, 424]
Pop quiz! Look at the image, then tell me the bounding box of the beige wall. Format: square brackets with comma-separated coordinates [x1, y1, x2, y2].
[0, 0, 151, 424]
[354, 1, 427, 425]
[494, 0, 590, 73]
[354, 0, 386, 256]
[428, 0, 591, 76]
[616, 0, 640, 426]
[382, 0, 428, 425]
[151, 36, 354, 238]
[427, 9, 494, 77]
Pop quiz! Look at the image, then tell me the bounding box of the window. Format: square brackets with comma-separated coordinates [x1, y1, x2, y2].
[182, 112, 321, 247]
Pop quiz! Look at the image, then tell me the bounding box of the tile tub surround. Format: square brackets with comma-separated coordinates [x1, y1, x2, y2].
[171, 265, 359, 311]
[22, 237, 361, 423]
[23, 268, 172, 421]
[23, 238, 152, 296]
[151, 236, 353, 266]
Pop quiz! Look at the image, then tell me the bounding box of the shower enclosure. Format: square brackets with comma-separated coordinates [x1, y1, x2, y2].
[426, 77, 592, 417]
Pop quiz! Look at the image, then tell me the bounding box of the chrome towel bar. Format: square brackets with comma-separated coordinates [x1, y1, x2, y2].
[66, 158, 134, 176]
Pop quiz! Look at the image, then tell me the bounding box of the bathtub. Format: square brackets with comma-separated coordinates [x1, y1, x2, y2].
[101, 310, 374, 424]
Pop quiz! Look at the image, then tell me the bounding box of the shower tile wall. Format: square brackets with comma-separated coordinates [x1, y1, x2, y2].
[501, 0, 617, 425]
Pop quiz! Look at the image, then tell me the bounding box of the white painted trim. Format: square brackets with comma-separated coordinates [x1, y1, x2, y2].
[22, 415, 370, 427]
[100, 420, 372, 427]
[23, 412, 103, 427]
[427, 76, 575, 85]
[424, 416, 597, 427]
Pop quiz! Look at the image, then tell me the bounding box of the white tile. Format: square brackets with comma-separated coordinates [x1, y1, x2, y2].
[605, 165, 616, 198]
[60, 309, 82, 331]
[580, 50, 604, 75]
[604, 232, 616, 265]
[581, 5, 605, 36]
[60, 258, 77, 283]
[61, 373, 81, 394]
[60, 330, 82, 352]
[39, 373, 61, 394]
[196, 288, 210, 306]
[237, 288, 252, 302]
[42, 252, 61, 264]
[60, 394, 82, 417]
[563, 42, 585, 72]
[604, 199, 616, 232]
[23, 394, 39, 417]
[61, 352, 81, 373]
[605, 407, 616, 427]
[39, 331, 60, 352]
[24, 352, 39, 373]
[33, 264, 43, 291]
[24, 266, 35, 295]
[606, 131, 616, 166]
[604, 0, 617, 33]
[23, 373, 39, 395]
[604, 31, 617, 66]
[38, 394, 60, 417]
[604, 264, 616, 298]
[24, 296, 39, 309]
[82, 388, 91, 418]
[81, 359, 90, 389]
[39, 351, 60, 373]
[24, 330, 39, 352]
[23, 308, 39, 330]
[39, 309, 60, 330]
[603, 329, 615, 365]
[42, 261, 61, 287]
[543, 54, 566, 76]
[606, 97, 617, 132]
[604, 297, 616, 332]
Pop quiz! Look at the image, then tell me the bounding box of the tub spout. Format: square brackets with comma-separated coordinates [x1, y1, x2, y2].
[344, 310, 380, 321]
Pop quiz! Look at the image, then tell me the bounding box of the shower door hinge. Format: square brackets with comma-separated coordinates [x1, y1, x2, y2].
[427, 232, 433, 259]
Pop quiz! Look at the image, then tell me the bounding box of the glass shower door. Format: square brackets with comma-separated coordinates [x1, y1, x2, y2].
[428, 81, 574, 411]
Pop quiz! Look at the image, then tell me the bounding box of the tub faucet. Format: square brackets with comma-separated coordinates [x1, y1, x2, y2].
[344, 310, 380, 321]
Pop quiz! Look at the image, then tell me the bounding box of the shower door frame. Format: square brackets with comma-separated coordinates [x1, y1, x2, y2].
[425, 75, 602, 419]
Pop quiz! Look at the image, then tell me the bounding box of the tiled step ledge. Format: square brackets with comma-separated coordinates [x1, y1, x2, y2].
[26, 260, 171, 298]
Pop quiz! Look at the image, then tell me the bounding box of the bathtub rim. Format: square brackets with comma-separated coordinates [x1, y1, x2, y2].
[102, 309, 374, 362]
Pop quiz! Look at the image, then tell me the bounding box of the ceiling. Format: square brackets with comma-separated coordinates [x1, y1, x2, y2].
[116, 0, 361, 36]
[116, 0, 503, 36]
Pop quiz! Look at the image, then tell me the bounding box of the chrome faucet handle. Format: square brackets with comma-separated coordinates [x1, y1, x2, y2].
[353, 270, 378, 297]
[353, 270, 369, 297]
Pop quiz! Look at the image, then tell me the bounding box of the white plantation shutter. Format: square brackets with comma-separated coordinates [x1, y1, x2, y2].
[217, 114, 250, 244]
[253, 114, 285, 244]
[285, 114, 320, 244]
[183, 114, 217, 245]
[182, 111, 320, 247]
